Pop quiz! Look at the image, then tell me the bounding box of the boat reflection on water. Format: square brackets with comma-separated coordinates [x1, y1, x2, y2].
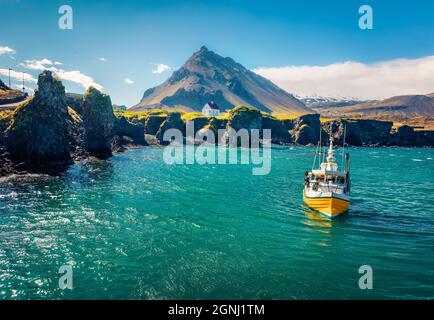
[301, 204, 333, 230]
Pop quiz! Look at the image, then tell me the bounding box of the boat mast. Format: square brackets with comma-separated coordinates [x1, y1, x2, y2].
[318, 126, 322, 168]
[341, 124, 346, 169]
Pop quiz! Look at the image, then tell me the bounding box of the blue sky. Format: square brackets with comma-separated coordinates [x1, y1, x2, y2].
[1, 0, 434, 104]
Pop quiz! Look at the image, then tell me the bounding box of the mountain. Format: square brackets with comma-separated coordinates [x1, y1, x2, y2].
[319, 94, 434, 117]
[297, 94, 373, 109]
[132, 46, 312, 114]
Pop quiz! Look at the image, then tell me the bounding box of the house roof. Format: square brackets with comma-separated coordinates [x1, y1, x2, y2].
[205, 101, 220, 110]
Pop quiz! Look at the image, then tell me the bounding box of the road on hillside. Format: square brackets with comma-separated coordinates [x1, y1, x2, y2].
[0, 99, 29, 110]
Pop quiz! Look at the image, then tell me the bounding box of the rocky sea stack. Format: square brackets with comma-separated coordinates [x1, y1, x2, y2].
[0, 70, 148, 177]
[83, 87, 115, 159]
[4, 71, 72, 170]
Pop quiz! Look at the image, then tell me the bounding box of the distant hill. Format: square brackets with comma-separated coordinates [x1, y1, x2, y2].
[132, 46, 312, 114]
[320, 94, 434, 117]
[297, 95, 373, 109]
[0, 79, 28, 105]
[0, 79, 9, 91]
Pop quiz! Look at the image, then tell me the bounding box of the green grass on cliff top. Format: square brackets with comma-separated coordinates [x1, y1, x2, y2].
[115, 105, 320, 122]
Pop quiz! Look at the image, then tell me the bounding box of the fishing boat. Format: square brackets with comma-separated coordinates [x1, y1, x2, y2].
[303, 127, 350, 218]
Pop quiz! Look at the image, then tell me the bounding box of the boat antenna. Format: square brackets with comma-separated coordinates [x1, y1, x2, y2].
[318, 126, 322, 168]
[312, 140, 319, 171]
[341, 124, 347, 169]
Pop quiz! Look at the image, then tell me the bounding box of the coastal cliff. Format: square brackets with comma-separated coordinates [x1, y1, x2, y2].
[0, 71, 144, 176]
[128, 107, 434, 148]
[1, 72, 433, 177]
[4, 71, 73, 170]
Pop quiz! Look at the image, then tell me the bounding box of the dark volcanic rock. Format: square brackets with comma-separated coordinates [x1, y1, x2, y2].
[418, 130, 434, 146]
[355, 119, 393, 146]
[66, 93, 85, 115]
[262, 115, 293, 144]
[114, 115, 146, 145]
[392, 125, 419, 146]
[4, 71, 72, 170]
[187, 116, 210, 134]
[140, 106, 434, 147]
[144, 115, 167, 135]
[224, 105, 263, 147]
[209, 117, 227, 131]
[66, 107, 88, 160]
[156, 112, 185, 144]
[390, 125, 434, 147]
[0, 147, 17, 176]
[227, 105, 262, 131]
[83, 87, 115, 159]
[320, 119, 394, 147]
[292, 114, 321, 145]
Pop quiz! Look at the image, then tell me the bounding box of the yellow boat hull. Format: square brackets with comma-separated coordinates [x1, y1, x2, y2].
[303, 193, 349, 218]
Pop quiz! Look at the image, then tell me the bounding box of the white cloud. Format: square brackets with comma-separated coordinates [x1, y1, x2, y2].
[12, 83, 35, 93]
[124, 78, 134, 85]
[20, 58, 103, 91]
[98, 57, 107, 62]
[56, 70, 103, 91]
[253, 56, 434, 100]
[0, 68, 37, 83]
[20, 58, 57, 71]
[152, 63, 171, 74]
[0, 46, 15, 55]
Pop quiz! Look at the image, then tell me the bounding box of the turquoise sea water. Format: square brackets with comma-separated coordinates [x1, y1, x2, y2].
[0, 146, 433, 300]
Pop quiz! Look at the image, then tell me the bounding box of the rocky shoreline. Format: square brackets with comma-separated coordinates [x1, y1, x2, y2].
[1, 71, 433, 178]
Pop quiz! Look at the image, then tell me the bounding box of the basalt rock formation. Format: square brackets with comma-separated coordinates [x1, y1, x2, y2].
[113, 115, 146, 148]
[320, 118, 434, 147]
[262, 115, 293, 144]
[0, 71, 148, 177]
[144, 105, 434, 147]
[66, 93, 85, 115]
[4, 71, 72, 170]
[292, 114, 321, 145]
[83, 87, 115, 159]
[156, 112, 185, 144]
[144, 115, 167, 135]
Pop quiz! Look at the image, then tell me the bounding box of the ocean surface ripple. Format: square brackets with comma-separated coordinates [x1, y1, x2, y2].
[1, 147, 433, 299]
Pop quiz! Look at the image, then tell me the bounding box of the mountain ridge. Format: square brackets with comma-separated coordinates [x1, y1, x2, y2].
[319, 93, 434, 117]
[132, 46, 313, 114]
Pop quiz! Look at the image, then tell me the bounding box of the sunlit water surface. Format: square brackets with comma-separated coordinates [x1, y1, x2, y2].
[1, 146, 433, 299]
